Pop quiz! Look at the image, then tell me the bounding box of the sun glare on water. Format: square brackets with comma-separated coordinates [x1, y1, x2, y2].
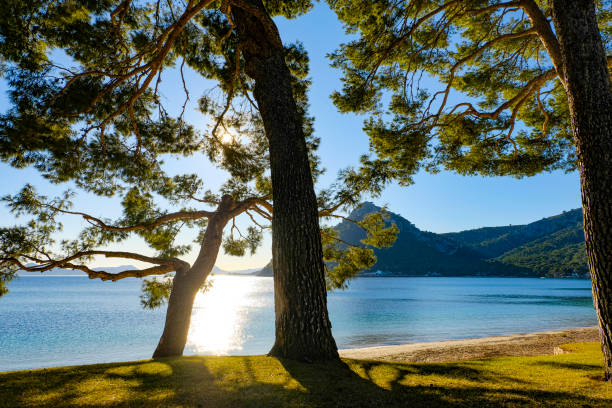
[186, 276, 262, 355]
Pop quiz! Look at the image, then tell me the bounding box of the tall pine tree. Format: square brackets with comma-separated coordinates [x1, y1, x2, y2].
[0, 33, 397, 357]
[0, 0, 395, 362]
[328, 0, 612, 377]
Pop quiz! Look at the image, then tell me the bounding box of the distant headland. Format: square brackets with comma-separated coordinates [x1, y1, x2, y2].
[255, 203, 588, 279]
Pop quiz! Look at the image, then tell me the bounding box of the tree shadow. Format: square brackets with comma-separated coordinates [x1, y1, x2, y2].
[278, 358, 610, 408]
[351, 359, 531, 385]
[1, 356, 609, 408]
[532, 361, 602, 371]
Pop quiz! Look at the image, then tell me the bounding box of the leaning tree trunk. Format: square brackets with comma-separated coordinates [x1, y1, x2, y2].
[232, 1, 339, 362]
[152, 266, 203, 358]
[551, 0, 612, 380]
[153, 198, 232, 358]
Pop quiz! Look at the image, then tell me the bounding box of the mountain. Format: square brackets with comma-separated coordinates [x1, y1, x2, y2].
[444, 209, 587, 277]
[255, 262, 273, 277]
[443, 209, 584, 257]
[333, 203, 530, 277]
[212, 266, 265, 275]
[253, 204, 589, 278]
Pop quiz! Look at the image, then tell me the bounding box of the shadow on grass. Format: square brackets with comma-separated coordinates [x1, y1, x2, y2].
[533, 361, 602, 371]
[279, 358, 608, 408]
[0, 356, 609, 408]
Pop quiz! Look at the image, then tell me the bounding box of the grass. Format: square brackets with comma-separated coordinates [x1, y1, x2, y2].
[0, 342, 610, 407]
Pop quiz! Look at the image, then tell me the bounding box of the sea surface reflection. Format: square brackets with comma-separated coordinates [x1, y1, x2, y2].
[185, 276, 274, 355]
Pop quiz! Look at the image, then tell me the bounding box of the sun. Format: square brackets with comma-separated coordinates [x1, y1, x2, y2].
[218, 128, 234, 145]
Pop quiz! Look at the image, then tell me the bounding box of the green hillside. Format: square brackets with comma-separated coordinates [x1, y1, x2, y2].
[495, 226, 588, 277]
[444, 209, 587, 277]
[255, 204, 588, 278]
[334, 203, 530, 277]
[443, 209, 584, 258]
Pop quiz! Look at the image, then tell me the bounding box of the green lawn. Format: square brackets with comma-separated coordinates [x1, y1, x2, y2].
[0, 342, 610, 407]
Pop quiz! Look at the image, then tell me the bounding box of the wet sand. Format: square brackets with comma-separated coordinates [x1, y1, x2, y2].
[339, 327, 599, 362]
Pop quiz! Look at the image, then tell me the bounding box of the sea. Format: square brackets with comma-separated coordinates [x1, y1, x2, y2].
[0, 275, 597, 372]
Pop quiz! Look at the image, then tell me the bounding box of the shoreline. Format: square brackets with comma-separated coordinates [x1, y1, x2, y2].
[0, 327, 599, 373]
[339, 326, 599, 362]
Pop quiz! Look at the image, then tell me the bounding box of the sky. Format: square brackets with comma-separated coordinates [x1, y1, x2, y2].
[0, 2, 582, 271]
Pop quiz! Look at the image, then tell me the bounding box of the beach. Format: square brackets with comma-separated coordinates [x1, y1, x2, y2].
[340, 326, 600, 362]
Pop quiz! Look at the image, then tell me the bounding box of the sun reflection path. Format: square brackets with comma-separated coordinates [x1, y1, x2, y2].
[185, 275, 263, 355]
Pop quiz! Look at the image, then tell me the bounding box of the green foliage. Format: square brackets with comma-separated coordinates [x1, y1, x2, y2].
[0, 0, 298, 195]
[222, 226, 263, 257]
[0, 0, 284, 297]
[328, 0, 611, 180]
[322, 208, 398, 289]
[0, 0, 396, 299]
[140, 274, 214, 309]
[357, 211, 399, 248]
[0, 266, 15, 297]
[140, 275, 174, 310]
[264, 0, 313, 18]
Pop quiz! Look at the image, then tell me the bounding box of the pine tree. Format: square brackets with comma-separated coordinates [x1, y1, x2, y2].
[328, 0, 612, 377]
[0, 52, 397, 358]
[0, 0, 396, 361]
[0, 160, 396, 358]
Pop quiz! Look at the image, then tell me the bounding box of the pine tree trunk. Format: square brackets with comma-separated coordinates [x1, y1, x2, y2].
[551, 0, 612, 380]
[152, 267, 201, 358]
[232, 1, 339, 362]
[153, 203, 230, 358]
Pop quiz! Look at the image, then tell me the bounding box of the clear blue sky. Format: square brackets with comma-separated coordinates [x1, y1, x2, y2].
[0, 2, 581, 271]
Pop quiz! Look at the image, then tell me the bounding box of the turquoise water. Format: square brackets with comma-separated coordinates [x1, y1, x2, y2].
[0, 276, 596, 371]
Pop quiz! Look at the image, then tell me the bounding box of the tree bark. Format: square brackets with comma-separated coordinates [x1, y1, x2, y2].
[152, 197, 232, 358]
[551, 0, 612, 380]
[232, 1, 339, 362]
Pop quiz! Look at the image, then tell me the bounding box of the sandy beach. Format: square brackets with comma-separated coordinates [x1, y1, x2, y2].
[339, 326, 600, 362]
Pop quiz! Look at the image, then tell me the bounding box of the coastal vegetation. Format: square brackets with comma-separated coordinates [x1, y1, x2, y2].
[0, 0, 397, 361]
[0, 0, 610, 389]
[0, 342, 609, 407]
[0, 105, 395, 360]
[328, 0, 612, 378]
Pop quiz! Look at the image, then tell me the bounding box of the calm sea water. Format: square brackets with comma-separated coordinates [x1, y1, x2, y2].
[0, 276, 596, 371]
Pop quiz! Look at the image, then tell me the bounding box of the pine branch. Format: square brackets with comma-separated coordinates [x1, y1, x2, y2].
[65, 263, 175, 281]
[321, 231, 360, 248]
[245, 210, 270, 230]
[2, 250, 185, 282]
[430, 28, 538, 122]
[37, 201, 216, 232]
[55, 0, 215, 139]
[519, 0, 565, 84]
[446, 68, 557, 121]
[323, 214, 368, 232]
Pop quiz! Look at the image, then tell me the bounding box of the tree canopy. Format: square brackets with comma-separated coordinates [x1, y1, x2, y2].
[0, 0, 397, 298]
[328, 0, 612, 379]
[328, 0, 611, 180]
[0, 0, 399, 361]
[0, 0, 309, 190]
